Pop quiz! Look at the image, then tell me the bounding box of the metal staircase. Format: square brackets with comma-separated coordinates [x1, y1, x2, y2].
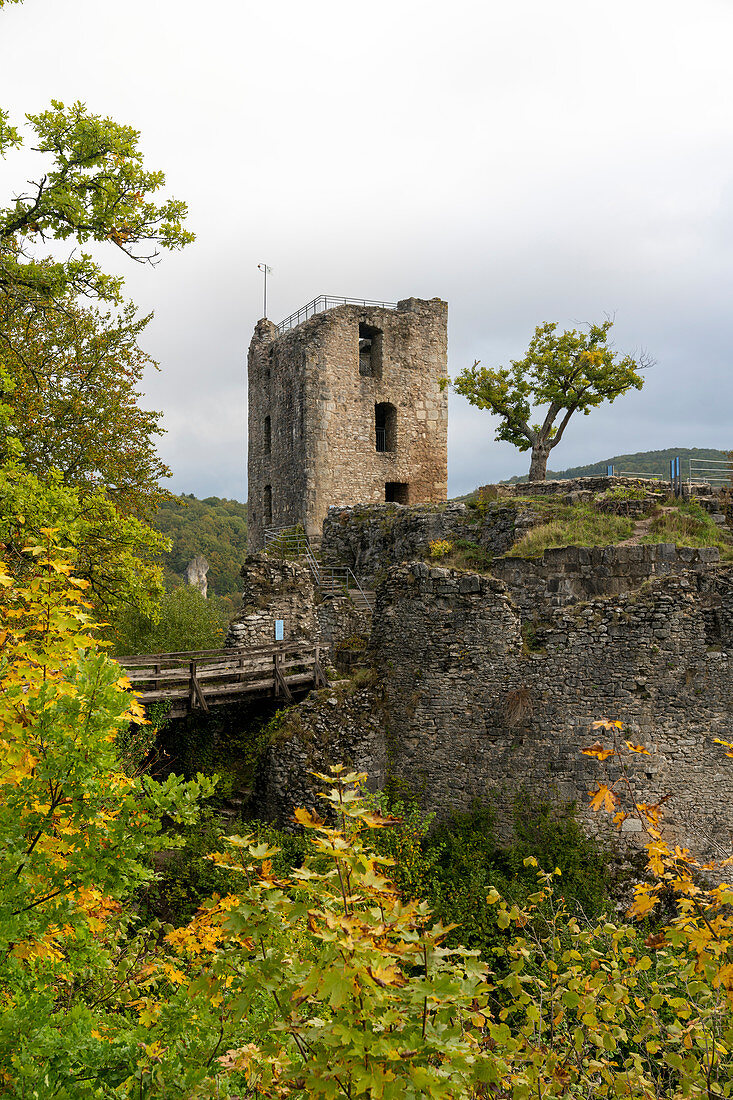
[263, 525, 375, 612]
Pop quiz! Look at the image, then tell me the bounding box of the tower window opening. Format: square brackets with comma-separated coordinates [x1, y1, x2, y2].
[264, 415, 271, 454]
[359, 323, 383, 378]
[385, 482, 409, 504]
[263, 485, 272, 526]
[375, 402, 397, 452]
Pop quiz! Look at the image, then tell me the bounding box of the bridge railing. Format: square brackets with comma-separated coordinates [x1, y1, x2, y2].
[119, 642, 328, 712]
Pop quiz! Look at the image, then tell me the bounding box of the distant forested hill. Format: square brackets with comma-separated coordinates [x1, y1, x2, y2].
[153, 494, 248, 596]
[503, 447, 730, 484]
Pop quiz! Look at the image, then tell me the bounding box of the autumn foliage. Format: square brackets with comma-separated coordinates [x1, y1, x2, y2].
[3, 538, 733, 1096]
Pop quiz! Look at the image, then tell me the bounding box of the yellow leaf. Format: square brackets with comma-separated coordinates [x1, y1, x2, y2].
[588, 784, 618, 814]
[582, 742, 615, 761]
[624, 740, 650, 755]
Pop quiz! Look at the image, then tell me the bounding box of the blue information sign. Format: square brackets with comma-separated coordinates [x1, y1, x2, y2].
[275, 619, 284, 642]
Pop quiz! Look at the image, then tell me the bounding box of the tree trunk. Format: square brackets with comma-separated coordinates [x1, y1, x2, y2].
[528, 446, 550, 481]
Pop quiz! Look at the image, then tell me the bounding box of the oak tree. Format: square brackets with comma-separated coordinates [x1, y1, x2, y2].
[453, 320, 648, 481]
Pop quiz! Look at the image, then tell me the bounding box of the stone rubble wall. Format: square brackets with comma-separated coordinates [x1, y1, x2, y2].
[257, 560, 733, 860]
[225, 555, 318, 648]
[254, 685, 387, 824]
[369, 562, 733, 858]
[493, 544, 720, 619]
[225, 554, 370, 661]
[320, 501, 539, 583]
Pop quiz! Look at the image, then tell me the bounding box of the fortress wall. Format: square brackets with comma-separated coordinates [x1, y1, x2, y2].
[320, 501, 537, 579]
[492, 544, 720, 618]
[258, 562, 733, 859]
[320, 502, 721, 616]
[371, 563, 733, 857]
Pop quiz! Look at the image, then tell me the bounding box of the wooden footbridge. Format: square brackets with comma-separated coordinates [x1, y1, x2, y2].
[119, 642, 330, 717]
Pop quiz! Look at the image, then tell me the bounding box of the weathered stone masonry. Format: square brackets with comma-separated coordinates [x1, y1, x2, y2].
[247, 298, 448, 549]
[257, 559, 733, 859]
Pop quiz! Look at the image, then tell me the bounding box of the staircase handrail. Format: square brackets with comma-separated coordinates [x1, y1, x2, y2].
[263, 524, 372, 608]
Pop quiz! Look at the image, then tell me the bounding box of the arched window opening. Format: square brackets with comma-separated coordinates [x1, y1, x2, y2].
[264, 415, 271, 454]
[359, 323, 383, 378]
[375, 402, 397, 452]
[263, 485, 272, 526]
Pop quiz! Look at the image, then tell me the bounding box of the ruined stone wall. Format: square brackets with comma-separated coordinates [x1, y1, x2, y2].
[320, 501, 539, 581]
[369, 563, 733, 858]
[254, 684, 387, 824]
[225, 554, 371, 661]
[247, 298, 448, 549]
[493, 544, 720, 619]
[257, 561, 733, 859]
[225, 555, 318, 648]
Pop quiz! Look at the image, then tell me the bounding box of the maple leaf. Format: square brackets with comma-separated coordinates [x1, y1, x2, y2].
[581, 742, 615, 761]
[628, 886, 659, 920]
[624, 740, 650, 754]
[588, 784, 618, 813]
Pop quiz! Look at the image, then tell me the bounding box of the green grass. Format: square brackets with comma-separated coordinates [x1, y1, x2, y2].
[640, 500, 733, 559]
[508, 504, 633, 558]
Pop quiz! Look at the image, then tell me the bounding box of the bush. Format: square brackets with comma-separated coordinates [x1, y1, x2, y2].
[109, 584, 229, 656]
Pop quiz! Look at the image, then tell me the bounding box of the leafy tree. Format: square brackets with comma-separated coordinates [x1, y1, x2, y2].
[452, 320, 648, 481]
[0, 532, 214, 1094]
[167, 768, 493, 1098]
[0, 98, 192, 313]
[110, 584, 228, 657]
[1, 297, 169, 515]
[0, 464, 169, 620]
[0, 5, 193, 622]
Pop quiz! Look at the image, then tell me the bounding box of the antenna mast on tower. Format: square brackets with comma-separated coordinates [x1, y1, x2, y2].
[258, 263, 272, 318]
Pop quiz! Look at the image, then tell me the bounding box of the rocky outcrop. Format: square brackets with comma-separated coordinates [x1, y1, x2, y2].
[184, 554, 209, 598]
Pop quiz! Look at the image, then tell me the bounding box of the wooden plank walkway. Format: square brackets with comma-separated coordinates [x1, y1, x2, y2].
[119, 642, 329, 717]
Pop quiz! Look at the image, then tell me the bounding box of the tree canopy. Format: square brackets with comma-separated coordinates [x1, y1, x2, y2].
[452, 320, 648, 481]
[0, 98, 193, 312]
[0, 44, 194, 620]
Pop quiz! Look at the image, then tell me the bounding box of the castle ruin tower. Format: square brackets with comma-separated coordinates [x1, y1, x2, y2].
[247, 296, 448, 550]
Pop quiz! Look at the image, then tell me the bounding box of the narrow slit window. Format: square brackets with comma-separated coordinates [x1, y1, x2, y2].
[359, 323, 383, 378]
[264, 415, 271, 454]
[375, 402, 397, 452]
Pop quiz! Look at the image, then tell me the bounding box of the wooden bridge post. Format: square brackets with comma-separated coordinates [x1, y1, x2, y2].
[189, 660, 196, 711]
[154, 661, 161, 693]
[273, 649, 293, 702]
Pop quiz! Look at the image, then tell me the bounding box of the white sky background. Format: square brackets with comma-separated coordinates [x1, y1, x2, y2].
[2, 0, 733, 499]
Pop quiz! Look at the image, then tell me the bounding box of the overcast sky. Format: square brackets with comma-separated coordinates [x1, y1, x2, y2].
[2, 0, 732, 500]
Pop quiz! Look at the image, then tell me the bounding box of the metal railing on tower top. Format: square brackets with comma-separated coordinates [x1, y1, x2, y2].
[276, 296, 397, 336]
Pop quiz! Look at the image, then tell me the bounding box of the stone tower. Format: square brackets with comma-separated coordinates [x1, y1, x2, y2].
[247, 296, 448, 549]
